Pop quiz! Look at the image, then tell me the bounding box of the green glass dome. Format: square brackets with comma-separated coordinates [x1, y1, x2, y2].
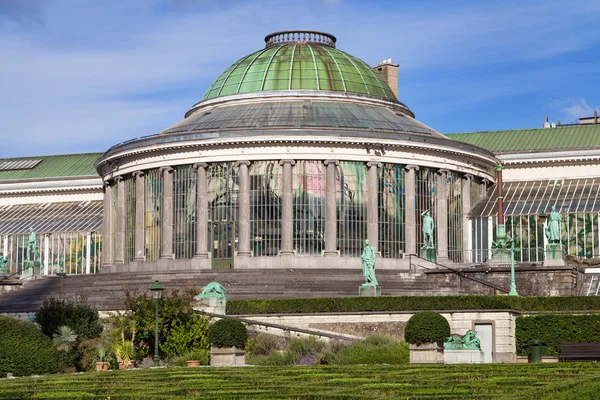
[202, 30, 398, 102]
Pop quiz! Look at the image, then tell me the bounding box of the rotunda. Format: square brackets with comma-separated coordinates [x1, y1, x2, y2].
[96, 30, 496, 272]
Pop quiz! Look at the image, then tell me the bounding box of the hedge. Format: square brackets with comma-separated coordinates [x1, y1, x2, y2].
[404, 311, 451, 345]
[516, 314, 600, 356]
[0, 316, 58, 376]
[207, 319, 248, 348]
[226, 296, 600, 315]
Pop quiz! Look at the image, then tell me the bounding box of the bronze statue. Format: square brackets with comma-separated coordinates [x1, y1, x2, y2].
[421, 210, 434, 247]
[361, 239, 378, 285]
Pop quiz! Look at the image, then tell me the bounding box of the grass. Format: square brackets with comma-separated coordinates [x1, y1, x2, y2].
[1, 363, 600, 399]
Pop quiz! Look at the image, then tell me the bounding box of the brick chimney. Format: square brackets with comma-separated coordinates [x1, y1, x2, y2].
[374, 59, 399, 99]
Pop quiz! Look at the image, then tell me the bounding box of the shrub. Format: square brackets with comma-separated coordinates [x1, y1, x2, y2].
[247, 333, 278, 357]
[53, 326, 77, 351]
[516, 314, 600, 356]
[77, 338, 103, 371]
[327, 336, 409, 365]
[207, 319, 248, 348]
[35, 297, 102, 341]
[160, 315, 209, 358]
[404, 311, 450, 345]
[249, 337, 326, 366]
[226, 296, 600, 315]
[57, 350, 79, 374]
[0, 316, 58, 376]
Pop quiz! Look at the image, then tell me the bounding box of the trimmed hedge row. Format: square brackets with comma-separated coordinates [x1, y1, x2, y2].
[516, 314, 600, 356]
[226, 296, 600, 315]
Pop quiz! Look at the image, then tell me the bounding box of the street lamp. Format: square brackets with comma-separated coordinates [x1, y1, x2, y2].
[150, 280, 165, 367]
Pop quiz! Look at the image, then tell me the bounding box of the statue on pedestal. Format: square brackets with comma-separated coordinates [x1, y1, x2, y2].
[421, 210, 434, 247]
[546, 206, 562, 244]
[0, 254, 8, 274]
[361, 239, 378, 285]
[27, 227, 37, 262]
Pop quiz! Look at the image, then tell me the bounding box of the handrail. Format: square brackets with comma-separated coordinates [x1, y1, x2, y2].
[408, 254, 510, 294]
[198, 311, 358, 342]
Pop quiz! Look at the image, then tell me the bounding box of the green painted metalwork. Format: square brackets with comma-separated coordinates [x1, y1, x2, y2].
[444, 330, 481, 350]
[361, 239, 378, 285]
[202, 43, 397, 102]
[447, 125, 600, 153]
[0, 153, 101, 181]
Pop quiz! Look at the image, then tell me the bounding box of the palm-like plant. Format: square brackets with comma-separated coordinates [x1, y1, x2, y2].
[53, 325, 77, 351]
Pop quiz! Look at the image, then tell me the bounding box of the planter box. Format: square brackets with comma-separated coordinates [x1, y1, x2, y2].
[444, 350, 484, 364]
[187, 360, 201, 368]
[409, 343, 444, 364]
[210, 346, 246, 366]
[96, 362, 109, 372]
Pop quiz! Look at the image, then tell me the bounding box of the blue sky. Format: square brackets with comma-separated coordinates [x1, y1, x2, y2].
[1, 0, 599, 157]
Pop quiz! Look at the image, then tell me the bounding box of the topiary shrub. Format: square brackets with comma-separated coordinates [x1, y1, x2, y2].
[0, 316, 58, 376]
[404, 311, 450, 346]
[207, 319, 248, 348]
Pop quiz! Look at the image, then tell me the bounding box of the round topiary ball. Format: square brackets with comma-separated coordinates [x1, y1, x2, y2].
[404, 311, 451, 346]
[207, 318, 248, 348]
[0, 316, 58, 376]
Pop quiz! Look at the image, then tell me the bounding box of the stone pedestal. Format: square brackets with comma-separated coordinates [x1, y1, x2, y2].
[444, 350, 485, 364]
[210, 346, 245, 366]
[420, 246, 436, 262]
[359, 284, 381, 297]
[194, 297, 227, 315]
[490, 248, 511, 264]
[409, 343, 444, 364]
[544, 243, 565, 267]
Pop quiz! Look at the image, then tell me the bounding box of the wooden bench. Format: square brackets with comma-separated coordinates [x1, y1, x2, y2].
[559, 342, 600, 362]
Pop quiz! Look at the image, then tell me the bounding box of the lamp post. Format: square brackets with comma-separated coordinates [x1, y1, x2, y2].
[508, 240, 519, 296]
[150, 280, 164, 367]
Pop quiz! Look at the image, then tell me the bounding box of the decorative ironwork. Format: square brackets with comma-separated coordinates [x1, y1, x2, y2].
[264, 30, 337, 48]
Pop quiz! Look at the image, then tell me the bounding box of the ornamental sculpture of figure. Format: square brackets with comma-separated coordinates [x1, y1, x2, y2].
[361, 239, 378, 285]
[27, 227, 37, 262]
[546, 206, 562, 244]
[443, 330, 481, 351]
[421, 210, 434, 247]
[0, 254, 8, 274]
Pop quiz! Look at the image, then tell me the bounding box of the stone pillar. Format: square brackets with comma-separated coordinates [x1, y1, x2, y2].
[114, 176, 125, 264]
[101, 181, 112, 267]
[280, 160, 295, 256]
[324, 159, 339, 257]
[236, 161, 251, 257]
[404, 165, 419, 255]
[134, 171, 145, 261]
[85, 233, 91, 274]
[160, 167, 174, 260]
[481, 179, 490, 199]
[193, 163, 209, 259]
[437, 169, 449, 261]
[462, 174, 473, 263]
[367, 162, 381, 252]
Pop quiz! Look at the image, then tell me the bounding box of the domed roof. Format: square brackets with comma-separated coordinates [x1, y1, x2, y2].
[202, 30, 398, 102]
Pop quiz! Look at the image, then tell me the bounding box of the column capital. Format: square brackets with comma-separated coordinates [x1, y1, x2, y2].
[132, 170, 144, 178]
[193, 162, 208, 169]
[160, 166, 174, 174]
[102, 180, 111, 189]
[463, 173, 474, 181]
[113, 175, 124, 183]
[404, 164, 420, 172]
[324, 159, 339, 166]
[279, 159, 295, 166]
[366, 161, 382, 168]
[482, 178, 492, 185]
[236, 160, 251, 167]
[437, 168, 450, 176]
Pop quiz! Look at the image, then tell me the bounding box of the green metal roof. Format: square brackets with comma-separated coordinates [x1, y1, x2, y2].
[0, 153, 102, 181]
[202, 43, 397, 102]
[446, 125, 600, 153]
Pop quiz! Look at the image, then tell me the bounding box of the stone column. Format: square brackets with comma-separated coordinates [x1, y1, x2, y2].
[481, 178, 490, 199]
[160, 167, 174, 260]
[437, 169, 449, 261]
[280, 160, 295, 256]
[404, 165, 419, 255]
[367, 162, 381, 252]
[133, 171, 145, 261]
[193, 163, 209, 259]
[324, 159, 339, 257]
[462, 174, 473, 263]
[101, 181, 112, 267]
[236, 161, 251, 257]
[114, 176, 125, 265]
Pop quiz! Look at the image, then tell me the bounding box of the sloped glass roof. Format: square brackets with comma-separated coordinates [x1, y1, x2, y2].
[202, 31, 397, 102]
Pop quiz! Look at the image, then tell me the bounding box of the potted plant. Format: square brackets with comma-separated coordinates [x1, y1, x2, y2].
[186, 348, 209, 368]
[114, 340, 135, 370]
[207, 318, 248, 366]
[111, 316, 137, 370]
[96, 347, 110, 371]
[405, 311, 450, 364]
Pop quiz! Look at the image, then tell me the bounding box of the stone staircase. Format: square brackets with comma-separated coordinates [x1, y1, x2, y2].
[0, 268, 468, 313]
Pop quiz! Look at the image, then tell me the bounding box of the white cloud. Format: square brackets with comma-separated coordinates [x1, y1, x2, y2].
[550, 98, 597, 124]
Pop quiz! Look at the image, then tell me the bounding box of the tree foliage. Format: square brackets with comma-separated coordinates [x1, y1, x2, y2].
[207, 318, 248, 348]
[404, 311, 450, 345]
[34, 297, 102, 341]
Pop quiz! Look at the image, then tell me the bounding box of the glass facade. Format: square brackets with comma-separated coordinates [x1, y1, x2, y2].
[123, 175, 135, 263]
[250, 161, 282, 257]
[415, 168, 437, 249]
[336, 161, 367, 256]
[173, 165, 197, 259]
[293, 161, 326, 256]
[378, 163, 405, 258]
[446, 172, 463, 262]
[144, 169, 163, 262]
[207, 162, 239, 257]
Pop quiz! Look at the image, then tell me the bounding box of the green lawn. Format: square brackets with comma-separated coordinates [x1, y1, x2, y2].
[1, 363, 600, 399]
